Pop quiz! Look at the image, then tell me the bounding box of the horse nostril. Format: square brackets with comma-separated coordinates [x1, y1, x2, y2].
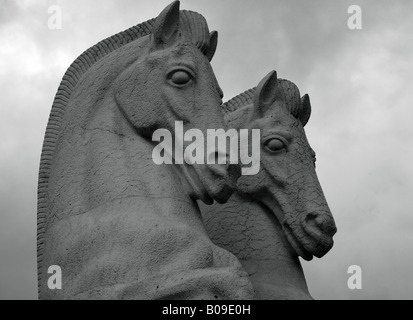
[303, 213, 337, 238]
[205, 151, 241, 182]
[207, 151, 228, 165]
[227, 162, 241, 181]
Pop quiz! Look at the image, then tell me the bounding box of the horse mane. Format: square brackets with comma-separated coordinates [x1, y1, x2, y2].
[222, 79, 302, 118]
[222, 88, 256, 114]
[37, 10, 212, 294]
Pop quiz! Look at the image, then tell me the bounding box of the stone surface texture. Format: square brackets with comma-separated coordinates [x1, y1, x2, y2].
[38, 1, 336, 300]
[201, 71, 337, 299]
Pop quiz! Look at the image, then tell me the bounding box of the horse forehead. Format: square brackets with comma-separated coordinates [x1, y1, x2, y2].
[260, 108, 297, 128]
[149, 44, 201, 64]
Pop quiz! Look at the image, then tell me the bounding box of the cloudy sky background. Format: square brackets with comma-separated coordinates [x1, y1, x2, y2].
[1, 0, 412, 299]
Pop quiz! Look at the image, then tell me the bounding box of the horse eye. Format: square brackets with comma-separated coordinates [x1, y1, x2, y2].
[264, 138, 286, 152]
[169, 70, 192, 86]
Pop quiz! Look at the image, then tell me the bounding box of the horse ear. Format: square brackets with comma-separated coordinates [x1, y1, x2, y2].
[299, 94, 312, 126]
[252, 70, 278, 119]
[151, 1, 181, 50]
[205, 31, 218, 61]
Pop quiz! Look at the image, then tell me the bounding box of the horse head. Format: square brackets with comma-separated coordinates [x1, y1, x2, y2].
[233, 71, 337, 261]
[38, 1, 254, 299]
[113, 1, 237, 204]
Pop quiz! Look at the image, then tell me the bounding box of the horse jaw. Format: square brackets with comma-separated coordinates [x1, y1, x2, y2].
[241, 188, 336, 261]
[174, 163, 214, 205]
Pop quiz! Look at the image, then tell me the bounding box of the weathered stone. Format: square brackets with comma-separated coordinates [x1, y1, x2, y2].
[201, 71, 337, 299]
[38, 1, 336, 300]
[38, 1, 253, 300]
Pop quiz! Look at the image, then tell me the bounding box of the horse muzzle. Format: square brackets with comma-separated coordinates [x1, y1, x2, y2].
[282, 210, 337, 261]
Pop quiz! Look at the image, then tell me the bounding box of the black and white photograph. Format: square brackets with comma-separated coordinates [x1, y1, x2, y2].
[0, 0, 412, 303]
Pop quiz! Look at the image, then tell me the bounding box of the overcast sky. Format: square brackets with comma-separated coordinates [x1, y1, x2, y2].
[1, 0, 412, 300]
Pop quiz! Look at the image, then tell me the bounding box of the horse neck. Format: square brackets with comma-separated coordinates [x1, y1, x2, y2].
[203, 193, 309, 292]
[224, 104, 253, 128]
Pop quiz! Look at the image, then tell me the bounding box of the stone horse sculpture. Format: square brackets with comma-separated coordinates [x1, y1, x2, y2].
[37, 1, 255, 299]
[201, 71, 337, 299]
